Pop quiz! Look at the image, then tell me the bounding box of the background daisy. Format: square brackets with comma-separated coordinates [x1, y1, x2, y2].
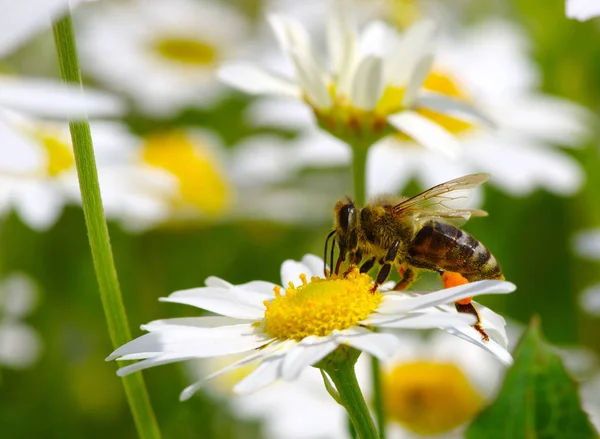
[77, 0, 251, 116]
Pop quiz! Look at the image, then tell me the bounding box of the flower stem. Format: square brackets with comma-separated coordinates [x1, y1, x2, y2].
[323, 355, 379, 439]
[52, 12, 161, 439]
[352, 144, 368, 206]
[351, 145, 386, 438]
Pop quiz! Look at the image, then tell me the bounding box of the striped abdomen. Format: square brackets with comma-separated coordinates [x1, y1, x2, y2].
[408, 220, 503, 281]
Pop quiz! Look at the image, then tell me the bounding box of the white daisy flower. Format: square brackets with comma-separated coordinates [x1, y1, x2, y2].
[77, 0, 250, 116]
[108, 254, 515, 400]
[567, 0, 600, 21]
[369, 20, 591, 197]
[187, 316, 511, 439]
[0, 273, 41, 373]
[218, 3, 489, 156]
[245, 20, 590, 198]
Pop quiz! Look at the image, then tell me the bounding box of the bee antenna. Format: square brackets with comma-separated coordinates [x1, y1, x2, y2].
[324, 230, 336, 276]
[330, 237, 336, 277]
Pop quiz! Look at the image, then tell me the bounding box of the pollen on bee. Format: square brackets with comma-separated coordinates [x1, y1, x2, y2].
[442, 271, 471, 305]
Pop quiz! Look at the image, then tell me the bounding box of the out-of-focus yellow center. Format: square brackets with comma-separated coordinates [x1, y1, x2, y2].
[142, 132, 231, 216]
[35, 131, 74, 176]
[386, 0, 421, 30]
[263, 268, 382, 341]
[376, 71, 474, 140]
[154, 37, 217, 65]
[384, 361, 484, 435]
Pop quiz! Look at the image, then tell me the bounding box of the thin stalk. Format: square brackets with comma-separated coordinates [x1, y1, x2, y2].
[351, 145, 386, 438]
[326, 360, 379, 439]
[52, 13, 161, 439]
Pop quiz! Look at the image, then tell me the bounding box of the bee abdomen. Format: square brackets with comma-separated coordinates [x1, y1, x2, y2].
[409, 220, 503, 281]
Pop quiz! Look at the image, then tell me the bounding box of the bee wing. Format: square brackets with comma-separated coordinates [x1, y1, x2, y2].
[414, 208, 488, 228]
[392, 173, 489, 216]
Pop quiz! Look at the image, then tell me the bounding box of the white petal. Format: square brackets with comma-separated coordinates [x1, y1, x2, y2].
[234, 351, 288, 394]
[217, 64, 300, 98]
[300, 254, 328, 279]
[0, 116, 44, 172]
[280, 259, 314, 287]
[15, 182, 65, 231]
[415, 93, 496, 128]
[335, 328, 400, 360]
[0, 77, 124, 118]
[161, 284, 268, 320]
[280, 335, 338, 380]
[142, 316, 253, 332]
[445, 325, 513, 366]
[350, 56, 383, 110]
[327, 1, 357, 90]
[385, 20, 436, 86]
[108, 323, 264, 360]
[388, 110, 462, 158]
[180, 341, 285, 401]
[268, 14, 312, 60]
[0, 0, 73, 57]
[378, 280, 516, 314]
[245, 97, 315, 129]
[289, 49, 332, 110]
[366, 311, 475, 328]
[402, 52, 434, 106]
[566, 0, 600, 21]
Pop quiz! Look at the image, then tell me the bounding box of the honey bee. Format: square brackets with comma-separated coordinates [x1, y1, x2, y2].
[324, 174, 504, 340]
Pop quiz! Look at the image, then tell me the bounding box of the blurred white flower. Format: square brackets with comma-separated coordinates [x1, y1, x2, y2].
[0, 274, 41, 373]
[374, 331, 504, 438]
[189, 354, 349, 439]
[219, 4, 490, 156]
[567, 0, 600, 21]
[246, 20, 590, 198]
[77, 0, 250, 116]
[107, 254, 514, 400]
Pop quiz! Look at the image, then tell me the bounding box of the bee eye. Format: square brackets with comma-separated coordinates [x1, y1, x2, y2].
[339, 204, 355, 231]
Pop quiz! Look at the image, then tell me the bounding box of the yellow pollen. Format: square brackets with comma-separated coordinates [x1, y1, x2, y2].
[263, 268, 382, 341]
[153, 37, 217, 66]
[384, 361, 484, 435]
[142, 131, 231, 216]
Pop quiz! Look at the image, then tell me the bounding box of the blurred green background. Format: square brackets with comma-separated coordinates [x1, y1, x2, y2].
[2, 0, 600, 438]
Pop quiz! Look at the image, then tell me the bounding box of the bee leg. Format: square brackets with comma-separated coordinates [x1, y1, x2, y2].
[370, 241, 400, 293]
[455, 302, 489, 342]
[360, 257, 376, 274]
[393, 267, 416, 290]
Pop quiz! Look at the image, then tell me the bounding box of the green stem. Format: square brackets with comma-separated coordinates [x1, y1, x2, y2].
[370, 355, 385, 438]
[351, 145, 386, 438]
[325, 359, 379, 439]
[52, 13, 161, 439]
[352, 144, 368, 206]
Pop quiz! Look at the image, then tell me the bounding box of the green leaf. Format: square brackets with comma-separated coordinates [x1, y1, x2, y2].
[466, 318, 598, 439]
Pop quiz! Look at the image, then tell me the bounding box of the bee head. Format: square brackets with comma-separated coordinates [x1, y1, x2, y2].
[334, 199, 357, 234]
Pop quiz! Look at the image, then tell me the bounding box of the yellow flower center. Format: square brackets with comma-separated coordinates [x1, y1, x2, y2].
[384, 361, 484, 435]
[35, 130, 74, 177]
[263, 268, 382, 341]
[142, 132, 231, 216]
[317, 69, 474, 145]
[153, 37, 217, 66]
